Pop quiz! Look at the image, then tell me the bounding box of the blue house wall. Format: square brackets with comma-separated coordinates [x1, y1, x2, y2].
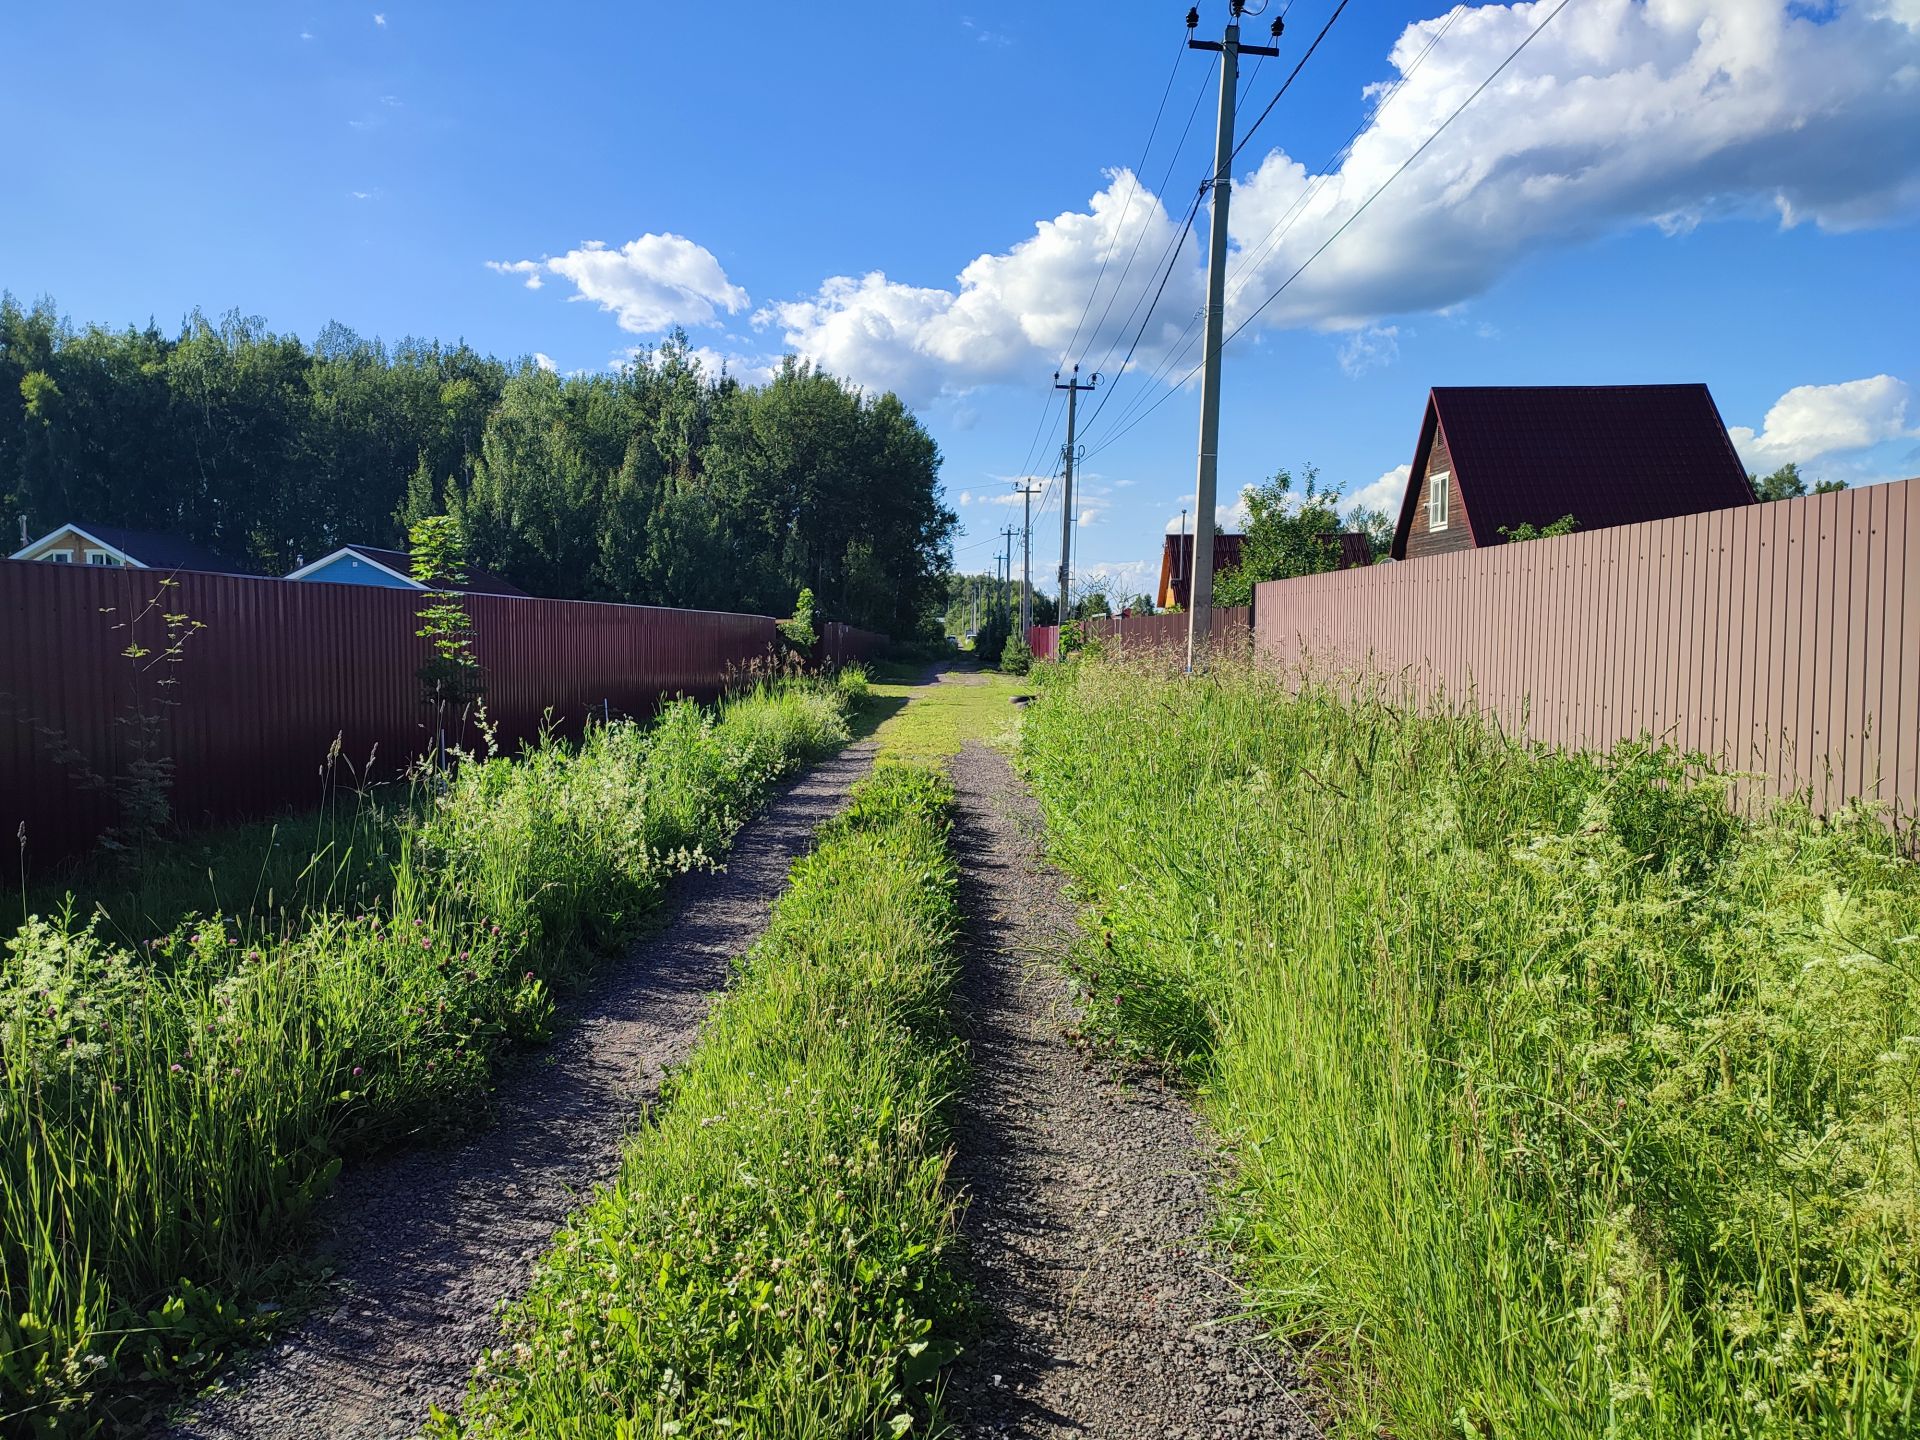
[296, 553, 418, 588]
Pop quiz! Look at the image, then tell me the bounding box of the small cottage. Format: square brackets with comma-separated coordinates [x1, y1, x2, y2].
[1156, 532, 1244, 610]
[10, 522, 252, 574]
[285, 544, 528, 596]
[1391, 385, 1756, 561]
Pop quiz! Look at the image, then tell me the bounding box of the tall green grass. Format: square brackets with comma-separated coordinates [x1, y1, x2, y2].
[1021, 656, 1919, 1439]
[430, 764, 965, 1440]
[1, 683, 849, 1436]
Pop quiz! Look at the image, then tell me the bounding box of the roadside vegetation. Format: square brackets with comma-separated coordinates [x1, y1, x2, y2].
[1, 679, 852, 1435]
[431, 762, 966, 1439]
[1021, 655, 1919, 1439]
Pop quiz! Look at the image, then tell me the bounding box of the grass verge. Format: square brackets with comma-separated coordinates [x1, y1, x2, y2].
[1020, 655, 1920, 1440]
[1, 681, 851, 1436]
[428, 762, 965, 1439]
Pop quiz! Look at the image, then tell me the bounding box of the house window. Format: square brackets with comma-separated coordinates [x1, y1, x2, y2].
[1428, 470, 1451, 531]
[84, 549, 116, 566]
[44, 548, 75, 563]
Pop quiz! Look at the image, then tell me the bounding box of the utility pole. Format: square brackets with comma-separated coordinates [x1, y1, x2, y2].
[1013, 479, 1044, 634]
[1053, 365, 1098, 621]
[1185, 2, 1280, 670]
[1001, 525, 1018, 631]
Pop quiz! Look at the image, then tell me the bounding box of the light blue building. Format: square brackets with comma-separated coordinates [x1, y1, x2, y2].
[285, 544, 527, 595]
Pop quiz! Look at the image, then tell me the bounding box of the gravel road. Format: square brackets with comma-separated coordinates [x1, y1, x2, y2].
[165, 740, 878, 1440]
[941, 741, 1319, 1440]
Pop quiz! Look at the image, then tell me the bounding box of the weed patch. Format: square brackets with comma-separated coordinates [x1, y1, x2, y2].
[1021, 656, 1920, 1439]
[430, 763, 965, 1439]
[0, 683, 849, 1435]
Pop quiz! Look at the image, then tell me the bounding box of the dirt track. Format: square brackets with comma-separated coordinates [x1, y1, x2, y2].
[167, 741, 878, 1440]
[940, 740, 1319, 1440]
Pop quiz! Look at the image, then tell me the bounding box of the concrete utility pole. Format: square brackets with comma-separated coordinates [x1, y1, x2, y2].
[1185, 2, 1279, 670]
[1014, 479, 1044, 634]
[1001, 525, 1018, 629]
[1053, 365, 1098, 620]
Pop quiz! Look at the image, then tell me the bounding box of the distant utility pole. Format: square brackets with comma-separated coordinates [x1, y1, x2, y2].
[1185, 1, 1280, 670]
[1014, 479, 1044, 634]
[1053, 365, 1098, 617]
[1001, 525, 1018, 629]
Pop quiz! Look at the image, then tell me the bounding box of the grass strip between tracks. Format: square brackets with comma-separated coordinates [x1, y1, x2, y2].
[432, 762, 967, 1439]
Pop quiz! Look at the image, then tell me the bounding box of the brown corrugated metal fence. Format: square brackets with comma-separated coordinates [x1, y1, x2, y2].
[1, 563, 886, 863]
[1025, 607, 1250, 662]
[1252, 479, 1920, 817]
[1089, 607, 1251, 653]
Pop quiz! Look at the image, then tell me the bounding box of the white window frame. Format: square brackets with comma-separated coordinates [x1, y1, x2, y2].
[84, 548, 116, 566]
[1427, 470, 1451, 532]
[44, 548, 75, 563]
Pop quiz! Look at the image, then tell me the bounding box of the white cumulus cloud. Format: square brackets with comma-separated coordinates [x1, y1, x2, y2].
[681, 345, 775, 388]
[756, 0, 1920, 402]
[1729, 375, 1919, 470]
[756, 171, 1202, 404]
[1349, 463, 1412, 516]
[486, 259, 543, 290]
[1337, 326, 1400, 377]
[490, 235, 749, 334]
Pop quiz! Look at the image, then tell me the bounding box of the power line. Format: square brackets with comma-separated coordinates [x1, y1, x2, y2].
[1010, 31, 1212, 540]
[1070, 182, 1207, 442]
[1078, 0, 1352, 452]
[1056, 33, 1189, 370]
[1228, 0, 1574, 341]
[1083, 0, 1576, 462]
[1078, 52, 1219, 384]
[1221, 2, 1464, 314]
[1083, 1, 1464, 455]
[1229, 0, 1351, 166]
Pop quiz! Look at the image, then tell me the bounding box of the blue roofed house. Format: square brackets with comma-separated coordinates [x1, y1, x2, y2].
[285, 544, 528, 596]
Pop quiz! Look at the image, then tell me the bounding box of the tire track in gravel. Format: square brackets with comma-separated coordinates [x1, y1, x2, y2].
[166, 739, 881, 1440]
[942, 741, 1320, 1440]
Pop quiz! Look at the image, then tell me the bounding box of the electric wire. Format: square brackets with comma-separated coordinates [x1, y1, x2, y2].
[1056, 33, 1188, 370]
[1221, 2, 1464, 314]
[1081, 0, 1458, 454]
[1081, 0, 1577, 462]
[1075, 51, 1218, 385]
[1228, 0, 1351, 166]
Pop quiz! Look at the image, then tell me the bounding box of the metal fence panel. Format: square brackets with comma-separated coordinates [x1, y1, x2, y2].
[1251, 479, 1920, 817]
[0, 563, 814, 861]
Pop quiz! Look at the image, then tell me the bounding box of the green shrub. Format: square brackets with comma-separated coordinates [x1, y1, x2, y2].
[432, 764, 964, 1439]
[998, 635, 1031, 676]
[835, 662, 872, 701]
[1021, 657, 1920, 1440]
[0, 681, 851, 1434]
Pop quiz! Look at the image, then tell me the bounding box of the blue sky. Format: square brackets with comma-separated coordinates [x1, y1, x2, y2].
[4, 0, 1918, 600]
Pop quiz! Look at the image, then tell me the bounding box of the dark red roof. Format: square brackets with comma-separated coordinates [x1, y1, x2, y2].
[1390, 385, 1756, 558]
[346, 545, 529, 597]
[1157, 531, 1244, 609]
[1335, 532, 1374, 570]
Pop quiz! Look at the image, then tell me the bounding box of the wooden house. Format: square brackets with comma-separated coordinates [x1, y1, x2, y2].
[1390, 385, 1756, 562]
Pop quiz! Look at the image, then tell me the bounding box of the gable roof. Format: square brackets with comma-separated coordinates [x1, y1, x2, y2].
[285, 544, 529, 596]
[1390, 385, 1756, 559]
[12, 522, 255, 573]
[1335, 532, 1375, 570]
[1157, 531, 1244, 610]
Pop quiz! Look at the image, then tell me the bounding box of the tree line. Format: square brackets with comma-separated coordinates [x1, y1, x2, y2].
[0, 295, 956, 635]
